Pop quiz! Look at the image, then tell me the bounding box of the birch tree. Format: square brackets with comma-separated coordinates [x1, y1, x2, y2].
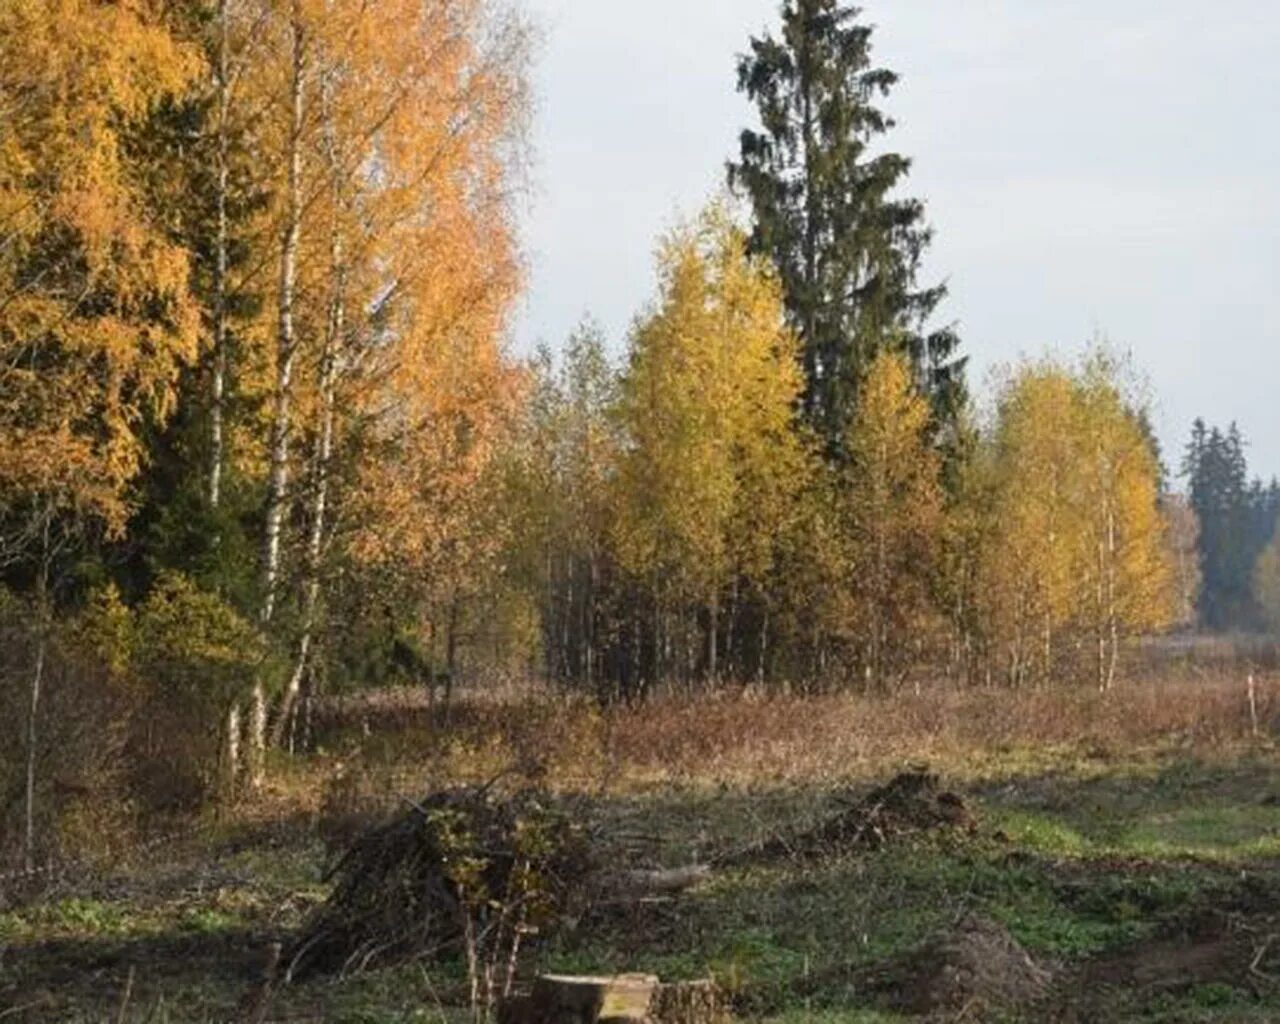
[315, 0, 531, 712]
[840, 350, 943, 690]
[613, 206, 810, 687]
[1076, 357, 1174, 689]
[976, 356, 1174, 686]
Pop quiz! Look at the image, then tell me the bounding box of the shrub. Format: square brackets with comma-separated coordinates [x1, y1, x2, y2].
[131, 573, 265, 810]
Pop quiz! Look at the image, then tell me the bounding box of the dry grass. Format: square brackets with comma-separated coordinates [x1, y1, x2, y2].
[276, 671, 1280, 825]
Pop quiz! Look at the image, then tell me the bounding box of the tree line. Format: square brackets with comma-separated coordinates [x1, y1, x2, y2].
[516, 284, 1177, 699]
[1182, 421, 1280, 632]
[0, 0, 1233, 868]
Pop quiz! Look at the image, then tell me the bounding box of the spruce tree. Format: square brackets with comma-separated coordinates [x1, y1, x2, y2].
[1182, 419, 1278, 630]
[729, 0, 964, 456]
[123, 0, 268, 609]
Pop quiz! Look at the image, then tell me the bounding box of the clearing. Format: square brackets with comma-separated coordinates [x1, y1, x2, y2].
[4, 680, 1280, 1023]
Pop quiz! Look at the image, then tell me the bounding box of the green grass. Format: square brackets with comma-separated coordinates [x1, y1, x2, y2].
[985, 755, 1280, 860]
[538, 845, 965, 1013]
[0, 897, 133, 939]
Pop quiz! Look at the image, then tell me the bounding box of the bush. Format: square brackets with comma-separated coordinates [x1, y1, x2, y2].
[131, 573, 265, 809]
[0, 574, 270, 870]
[0, 588, 136, 869]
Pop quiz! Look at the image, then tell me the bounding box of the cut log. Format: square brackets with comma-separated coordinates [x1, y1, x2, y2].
[611, 865, 711, 895]
[499, 974, 729, 1024]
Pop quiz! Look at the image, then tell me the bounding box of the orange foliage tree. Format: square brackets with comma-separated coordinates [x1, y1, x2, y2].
[0, 0, 201, 543]
[0, 0, 201, 865]
[303, 0, 530, 705]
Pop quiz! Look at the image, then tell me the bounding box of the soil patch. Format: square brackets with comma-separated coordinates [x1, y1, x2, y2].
[1047, 907, 1280, 1021]
[1083, 912, 1269, 994]
[874, 913, 1053, 1016]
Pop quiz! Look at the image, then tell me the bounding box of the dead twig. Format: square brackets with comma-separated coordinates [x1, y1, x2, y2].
[114, 965, 135, 1024]
[0, 997, 53, 1021]
[1250, 933, 1278, 984]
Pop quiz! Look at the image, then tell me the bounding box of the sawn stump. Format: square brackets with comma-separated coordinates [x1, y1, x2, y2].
[499, 973, 728, 1024]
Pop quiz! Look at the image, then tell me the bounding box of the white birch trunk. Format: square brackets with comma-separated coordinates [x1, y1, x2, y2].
[261, 4, 304, 626]
[210, 0, 240, 793]
[209, 0, 230, 511]
[253, 4, 305, 789]
[223, 702, 241, 798]
[23, 634, 45, 872]
[23, 515, 51, 871]
[272, 78, 341, 748]
[1103, 499, 1119, 691]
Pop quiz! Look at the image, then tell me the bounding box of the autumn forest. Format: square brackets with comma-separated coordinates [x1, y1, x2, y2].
[3, 4, 1280, 1018]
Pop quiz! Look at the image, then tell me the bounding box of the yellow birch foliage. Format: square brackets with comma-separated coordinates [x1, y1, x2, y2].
[840, 350, 944, 685]
[979, 366, 1086, 681]
[936, 409, 991, 671]
[613, 205, 810, 607]
[1076, 359, 1175, 650]
[977, 357, 1175, 683]
[0, 0, 201, 531]
[1254, 533, 1280, 633]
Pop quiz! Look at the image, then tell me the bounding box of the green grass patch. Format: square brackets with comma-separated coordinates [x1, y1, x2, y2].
[990, 809, 1096, 856]
[3, 897, 133, 938]
[984, 755, 1280, 863]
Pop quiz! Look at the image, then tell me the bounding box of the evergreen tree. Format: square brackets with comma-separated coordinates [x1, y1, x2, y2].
[126, 0, 271, 608]
[1182, 420, 1278, 630]
[729, 0, 964, 456]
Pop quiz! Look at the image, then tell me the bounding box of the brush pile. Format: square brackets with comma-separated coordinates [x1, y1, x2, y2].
[838, 769, 976, 844]
[728, 770, 976, 864]
[287, 785, 592, 979]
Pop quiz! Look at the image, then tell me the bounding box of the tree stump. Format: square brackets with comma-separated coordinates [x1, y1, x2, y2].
[651, 979, 729, 1024]
[499, 974, 728, 1024]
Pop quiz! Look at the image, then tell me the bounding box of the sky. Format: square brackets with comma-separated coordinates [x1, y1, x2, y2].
[515, 1, 1280, 481]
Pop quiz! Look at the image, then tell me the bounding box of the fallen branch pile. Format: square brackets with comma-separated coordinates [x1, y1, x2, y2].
[287, 786, 592, 980]
[722, 770, 976, 864]
[287, 770, 976, 988]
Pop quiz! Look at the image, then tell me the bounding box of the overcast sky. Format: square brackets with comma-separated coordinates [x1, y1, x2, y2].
[515, 1, 1280, 481]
